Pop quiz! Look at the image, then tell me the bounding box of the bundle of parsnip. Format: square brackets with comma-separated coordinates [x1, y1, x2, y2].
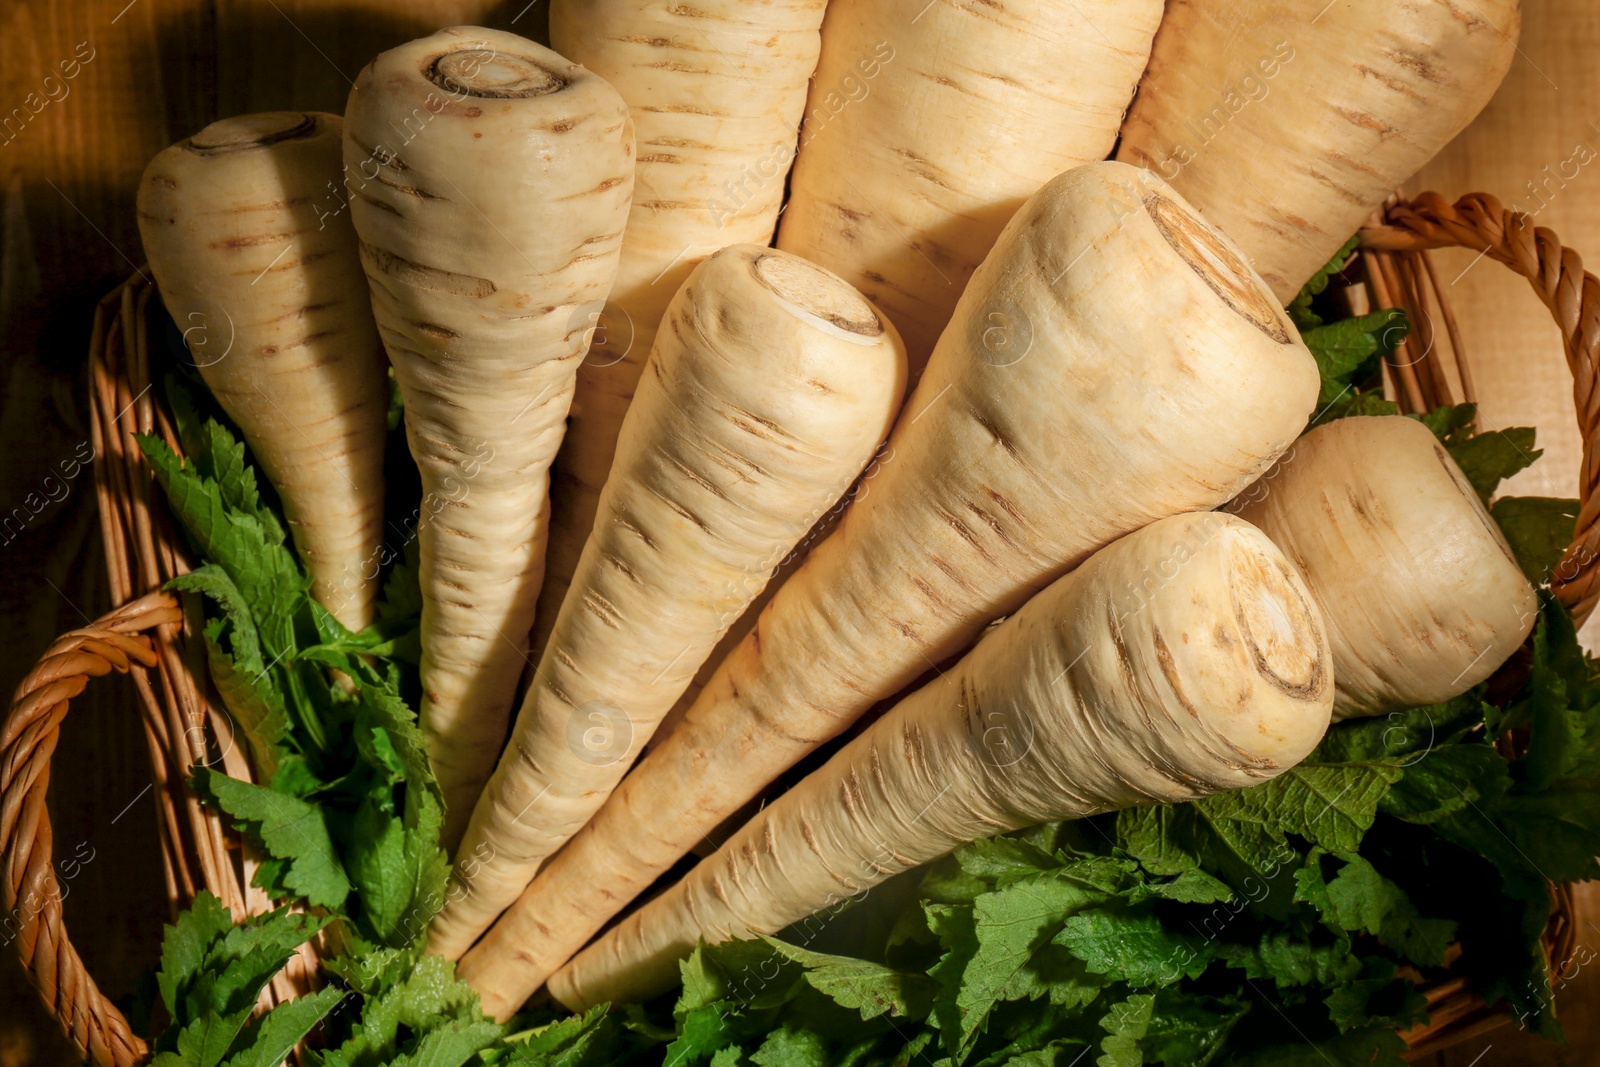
[429, 244, 907, 958]
[458, 159, 1321, 1015]
[550, 510, 1336, 1008]
[127, 9, 1553, 1052]
[535, 0, 833, 664]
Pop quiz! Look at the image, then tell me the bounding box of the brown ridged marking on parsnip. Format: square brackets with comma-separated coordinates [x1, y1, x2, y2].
[344, 26, 634, 851]
[775, 0, 1165, 374]
[532, 0, 833, 674]
[1231, 415, 1536, 720]
[426, 245, 905, 960]
[1116, 0, 1519, 300]
[544, 513, 1333, 1010]
[137, 111, 389, 635]
[1143, 192, 1291, 345]
[456, 162, 1321, 1019]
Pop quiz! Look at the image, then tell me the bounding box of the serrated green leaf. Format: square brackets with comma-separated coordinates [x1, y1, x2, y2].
[750, 1027, 827, 1067]
[224, 986, 344, 1067]
[1055, 908, 1213, 987]
[1197, 762, 1403, 857]
[1445, 426, 1541, 504]
[1491, 496, 1579, 585]
[1096, 994, 1153, 1067]
[158, 891, 236, 1020]
[192, 768, 350, 910]
[754, 936, 934, 1021]
[139, 433, 306, 651]
[1320, 855, 1455, 967]
[933, 873, 1112, 1062]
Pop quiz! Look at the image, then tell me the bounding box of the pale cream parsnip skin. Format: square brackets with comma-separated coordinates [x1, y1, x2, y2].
[137, 112, 389, 633]
[1117, 0, 1520, 300]
[536, 0, 830, 662]
[776, 0, 1164, 372]
[548, 512, 1334, 1010]
[343, 27, 634, 850]
[1231, 415, 1536, 720]
[427, 246, 907, 959]
[457, 161, 1321, 1016]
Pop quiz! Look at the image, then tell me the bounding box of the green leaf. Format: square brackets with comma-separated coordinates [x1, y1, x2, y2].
[1311, 694, 1484, 764]
[1445, 425, 1541, 504]
[192, 767, 350, 910]
[1221, 930, 1361, 989]
[1310, 388, 1399, 428]
[378, 534, 424, 626]
[1140, 990, 1245, 1067]
[139, 433, 306, 652]
[390, 1020, 502, 1067]
[1196, 762, 1403, 858]
[1301, 310, 1406, 404]
[1492, 496, 1580, 585]
[321, 954, 488, 1067]
[1096, 994, 1154, 1067]
[1319, 854, 1455, 967]
[158, 891, 235, 1018]
[1381, 743, 1508, 825]
[224, 986, 344, 1067]
[500, 1006, 627, 1066]
[1322, 959, 1427, 1034]
[1414, 403, 1478, 445]
[756, 937, 935, 1021]
[933, 873, 1113, 1062]
[750, 1027, 827, 1067]
[1055, 908, 1213, 987]
[1287, 235, 1359, 330]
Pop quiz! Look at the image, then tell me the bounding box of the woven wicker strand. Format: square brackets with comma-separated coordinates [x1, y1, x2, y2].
[1360, 191, 1600, 628]
[0, 593, 179, 1067]
[2, 196, 1594, 1065]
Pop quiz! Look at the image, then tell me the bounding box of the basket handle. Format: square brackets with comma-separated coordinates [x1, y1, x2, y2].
[1360, 192, 1600, 627]
[1, 591, 181, 1067]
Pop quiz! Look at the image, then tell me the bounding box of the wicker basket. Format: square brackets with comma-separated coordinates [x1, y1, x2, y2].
[3, 192, 1595, 1065]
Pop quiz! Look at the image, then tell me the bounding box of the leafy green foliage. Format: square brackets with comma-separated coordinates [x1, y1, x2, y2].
[149, 893, 342, 1067]
[141, 375, 441, 955]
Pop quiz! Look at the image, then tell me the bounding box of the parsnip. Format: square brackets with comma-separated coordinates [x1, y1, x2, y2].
[546, 512, 1334, 1010]
[343, 27, 634, 849]
[457, 161, 1321, 1013]
[428, 245, 907, 958]
[1116, 0, 1520, 301]
[1230, 415, 1537, 720]
[535, 0, 830, 661]
[137, 112, 389, 632]
[775, 0, 1164, 371]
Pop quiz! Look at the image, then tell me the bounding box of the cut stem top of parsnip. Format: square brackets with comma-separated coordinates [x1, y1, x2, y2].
[1231, 415, 1537, 719]
[427, 244, 907, 960]
[138, 112, 390, 633]
[1116, 0, 1519, 301]
[343, 27, 634, 851]
[547, 511, 1335, 1010]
